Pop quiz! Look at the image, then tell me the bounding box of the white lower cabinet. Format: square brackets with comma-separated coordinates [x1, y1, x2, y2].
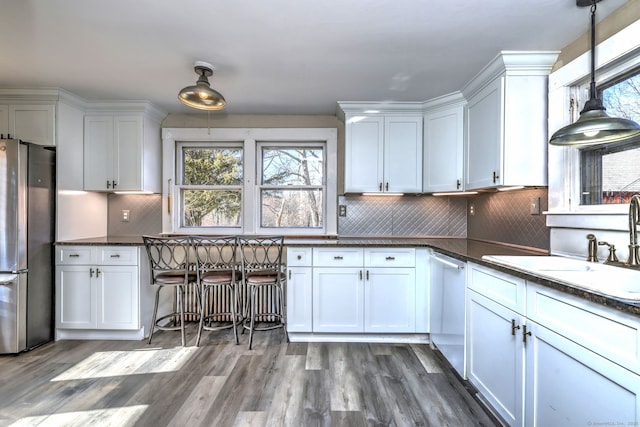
[286, 246, 425, 337]
[313, 267, 363, 332]
[467, 263, 640, 426]
[524, 320, 640, 427]
[467, 289, 524, 426]
[55, 245, 152, 339]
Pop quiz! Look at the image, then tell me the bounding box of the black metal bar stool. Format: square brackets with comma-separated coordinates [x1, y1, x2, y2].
[190, 235, 241, 346]
[237, 235, 287, 349]
[143, 235, 199, 346]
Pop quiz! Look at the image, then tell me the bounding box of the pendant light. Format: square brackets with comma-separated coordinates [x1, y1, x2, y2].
[178, 61, 226, 110]
[549, 0, 640, 146]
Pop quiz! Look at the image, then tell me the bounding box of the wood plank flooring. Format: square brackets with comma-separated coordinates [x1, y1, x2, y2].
[0, 325, 501, 427]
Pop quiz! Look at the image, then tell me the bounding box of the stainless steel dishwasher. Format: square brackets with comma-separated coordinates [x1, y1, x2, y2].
[429, 251, 466, 378]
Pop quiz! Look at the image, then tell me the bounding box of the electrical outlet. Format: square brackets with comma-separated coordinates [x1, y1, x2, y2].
[122, 209, 130, 222]
[338, 205, 347, 217]
[530, 197, 541, 215]
[469, 204, 475, 216]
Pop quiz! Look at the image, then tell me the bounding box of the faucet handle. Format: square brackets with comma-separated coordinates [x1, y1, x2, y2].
[598, 241, 619, 264]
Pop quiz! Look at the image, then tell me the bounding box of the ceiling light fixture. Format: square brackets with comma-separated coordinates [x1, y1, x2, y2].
[178, 61, 226, 110]
[549, 0, 640, 146]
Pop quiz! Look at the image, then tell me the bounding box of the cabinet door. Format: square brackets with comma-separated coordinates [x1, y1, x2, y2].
[113, 115, 143, 191]
[97, 265, 139, 330]
[9, 104, 55, 145]
[465, 77, 502, 190]
[384, 116, 422, 192]
[0, 105, 8, 137]
[467, 289, 524, 426]
[423, 106, 464, 192]
[312, 267, 363, 332]
[56, 265, 96, 329]
[84, 115, 114, 191]
[286, 266, 313, 332]
[525, 321, 640, 427]
[364, 267, 415, 332]
[344, 116, 384, 192]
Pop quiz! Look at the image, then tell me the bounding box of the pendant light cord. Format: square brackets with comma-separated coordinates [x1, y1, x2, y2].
[582, 1, 604, 112]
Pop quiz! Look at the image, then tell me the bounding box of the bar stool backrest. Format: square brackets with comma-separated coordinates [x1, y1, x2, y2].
[142, 235, 192, 282]
[190, 235, 238, 274]
[237, 236, 284, 276]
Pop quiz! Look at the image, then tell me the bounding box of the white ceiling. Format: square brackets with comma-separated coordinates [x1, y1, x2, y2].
[0, 0, 629, 116]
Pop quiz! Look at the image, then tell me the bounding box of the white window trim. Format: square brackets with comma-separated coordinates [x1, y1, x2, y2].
[547, 19, 640, 231]
[161, 127, 338, 236]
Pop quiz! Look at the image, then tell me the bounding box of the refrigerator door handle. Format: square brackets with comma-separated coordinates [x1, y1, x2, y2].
[0, 274, 18, 286]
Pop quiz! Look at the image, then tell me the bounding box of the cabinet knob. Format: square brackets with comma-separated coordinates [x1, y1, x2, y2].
[385, 182, 389, 191]
[106, 180, 111, 189]
[90, 268, 94, 277]
[297, 255, 302, 260]
[492, 171, 500, 183]
[379, 182, 383, 191]
[522, 324, 532, 343]
[456, 179, 461, 190]
[112, 180, 117, 188]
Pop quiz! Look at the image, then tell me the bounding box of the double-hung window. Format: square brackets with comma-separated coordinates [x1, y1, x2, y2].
[164, 128, 337, 236]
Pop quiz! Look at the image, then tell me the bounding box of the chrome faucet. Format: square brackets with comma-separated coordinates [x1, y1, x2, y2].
[626, 194, 640, 266]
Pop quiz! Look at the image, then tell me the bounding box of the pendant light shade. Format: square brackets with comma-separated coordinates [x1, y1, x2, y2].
[549, 0, 640, 146]
[178, 61, 226, 110]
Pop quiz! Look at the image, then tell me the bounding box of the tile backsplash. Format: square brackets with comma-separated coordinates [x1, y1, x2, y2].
[106, 188, 550, 251]
[107, 194, 162, 236]
[338, 195, 467, 237]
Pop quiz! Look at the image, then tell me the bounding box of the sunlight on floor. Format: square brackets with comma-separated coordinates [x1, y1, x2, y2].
[50, 346, 199, 381]
[9, 405, 148, 426]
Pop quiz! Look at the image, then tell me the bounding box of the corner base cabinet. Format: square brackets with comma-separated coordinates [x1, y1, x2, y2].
[55, 245, 155, 340]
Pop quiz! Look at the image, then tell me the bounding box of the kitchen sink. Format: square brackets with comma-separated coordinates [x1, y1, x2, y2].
[482, 255, 640, 301]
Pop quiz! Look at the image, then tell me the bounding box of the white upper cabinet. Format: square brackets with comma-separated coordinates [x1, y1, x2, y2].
[462, 51, 559, 190]
[339, 102, 423, 193]
[84, 102, 165, 192]
[422, 92, 466, 193]
[9, 104, 56, 145]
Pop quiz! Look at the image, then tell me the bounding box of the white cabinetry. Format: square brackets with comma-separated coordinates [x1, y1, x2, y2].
[338, 102, 423, 193]
[524, 283, 640, 426]
[55, 245, 153, 340]
[311, 247, 417, 333]
[84, 103, 164, 192]
[286, 247, 313, 332]
[0, 101, 55, 145]
[467, 262, 640, 426]
[423, 93, 466, 193]
[466, 263, 525, 426]
[461, 51, 559, 190]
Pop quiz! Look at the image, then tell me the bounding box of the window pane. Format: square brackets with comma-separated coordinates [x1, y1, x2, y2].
[262, 148, 323, 185]
[182, 189, 241, 227]
[261, 189, 323, 228]
[183, 148, 242, 185]
[580, 70, 640, 205]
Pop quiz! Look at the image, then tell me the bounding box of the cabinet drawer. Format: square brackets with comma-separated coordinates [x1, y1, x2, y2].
[467, 263, 526, 315]
[527, 283, 640, 376]
[56, 246, 94, 265]
[98, 247, 138, 265]
[313, 248, 363, 267]
[287, 247, 312, 267]
[365, 248, 415, 267]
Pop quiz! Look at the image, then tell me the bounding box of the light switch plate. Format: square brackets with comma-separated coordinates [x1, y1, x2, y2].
[530, 197, 541, 215]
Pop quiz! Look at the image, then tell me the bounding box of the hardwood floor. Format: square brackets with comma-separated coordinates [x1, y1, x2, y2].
[0, 325, 500, 427]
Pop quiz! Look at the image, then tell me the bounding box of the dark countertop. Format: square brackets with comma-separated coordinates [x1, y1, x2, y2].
[55, 235, 639, 316]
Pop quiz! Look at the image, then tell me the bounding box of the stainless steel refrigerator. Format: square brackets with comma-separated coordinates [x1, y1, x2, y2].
[0, 139, 55, 353]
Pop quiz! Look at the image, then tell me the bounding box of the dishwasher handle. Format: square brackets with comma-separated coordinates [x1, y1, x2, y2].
[431, 255, 465, 270]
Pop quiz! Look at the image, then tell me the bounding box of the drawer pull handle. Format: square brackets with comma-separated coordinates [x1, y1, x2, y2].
[90, 268, 94, 277]
[69, 254, 80, 258]
[334, 256, 343, 260]
[522, 325, 532, 343]
[96, 268, 101, 277]
[385, 256, 395, 261]
[511, 319, 521, 336]
[288, 270, 292, 280]
[297, 255, 302, 260]
[359, 270, 363, 280]
[110, 254, 121, 258]
[366, 270, 369, 280]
